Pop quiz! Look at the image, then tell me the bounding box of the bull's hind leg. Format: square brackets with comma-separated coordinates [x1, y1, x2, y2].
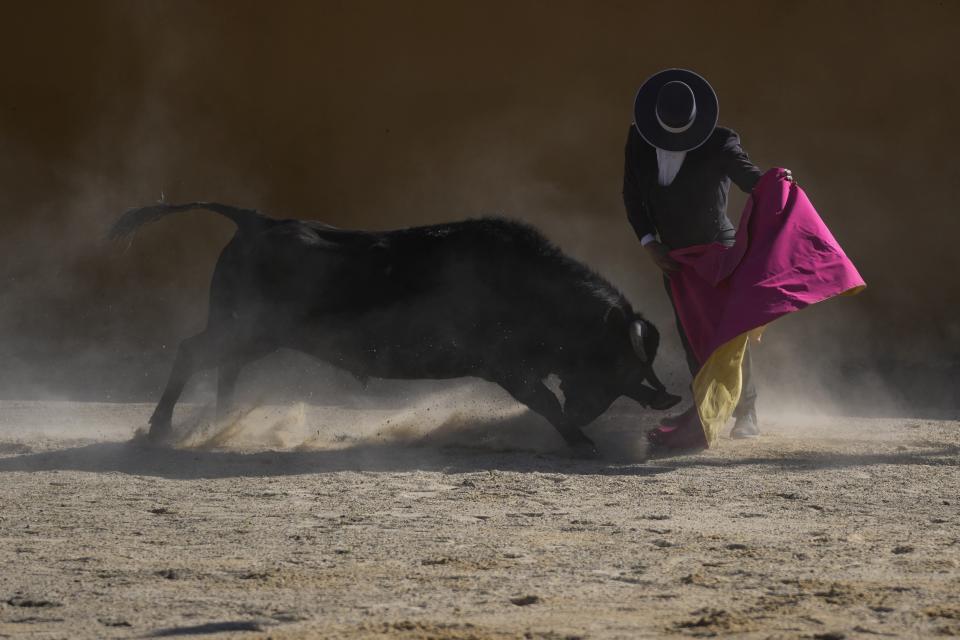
[498, 375, 598, 456]
[148, 329, 242, 440]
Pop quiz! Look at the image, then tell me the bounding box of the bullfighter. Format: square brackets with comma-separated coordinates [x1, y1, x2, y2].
[622, 68, 791, 446]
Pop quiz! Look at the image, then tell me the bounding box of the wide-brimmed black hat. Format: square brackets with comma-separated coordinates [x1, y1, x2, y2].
[633, 69, 718, 152]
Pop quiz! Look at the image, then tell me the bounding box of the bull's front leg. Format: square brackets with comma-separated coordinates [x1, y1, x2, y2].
[497, 375, 598, 457]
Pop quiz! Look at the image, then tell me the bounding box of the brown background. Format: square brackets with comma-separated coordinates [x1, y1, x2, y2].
[0, 1, 957, 412]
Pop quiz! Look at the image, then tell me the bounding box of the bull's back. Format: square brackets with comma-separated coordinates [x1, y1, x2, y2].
[209, 217, 621, 379]
[210, 221, 393, 315]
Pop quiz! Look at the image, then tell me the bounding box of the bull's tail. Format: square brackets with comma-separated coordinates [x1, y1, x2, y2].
[108, 201, 269, 241]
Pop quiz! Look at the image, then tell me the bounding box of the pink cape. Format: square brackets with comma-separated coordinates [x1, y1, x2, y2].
[667, 168, 866, 443]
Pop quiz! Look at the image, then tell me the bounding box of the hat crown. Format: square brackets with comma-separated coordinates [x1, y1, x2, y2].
[655, 81, 696, 129]
[633, 69, 717, 152]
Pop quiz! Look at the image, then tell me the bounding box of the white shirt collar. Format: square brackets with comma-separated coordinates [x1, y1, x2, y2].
[655, 147, 686, 186]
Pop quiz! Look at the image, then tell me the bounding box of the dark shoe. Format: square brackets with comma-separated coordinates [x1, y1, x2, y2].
[659, 404, 696, 428]
[648, 409, 707, 451]
[730, 413, 760, 439]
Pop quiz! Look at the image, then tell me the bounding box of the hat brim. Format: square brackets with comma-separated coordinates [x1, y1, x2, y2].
[633, 69, 718, 152]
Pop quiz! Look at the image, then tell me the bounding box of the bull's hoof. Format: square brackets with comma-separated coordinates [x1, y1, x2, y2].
[650, 391, 682, 411]
[146, 421, 174, 445]
[569, 442, 601, 460]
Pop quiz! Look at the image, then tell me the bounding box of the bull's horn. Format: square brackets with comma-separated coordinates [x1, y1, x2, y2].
[630, 320, 647, 363]
[644, 365, 667, 392]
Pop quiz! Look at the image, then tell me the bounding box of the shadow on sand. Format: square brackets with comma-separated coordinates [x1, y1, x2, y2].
[665, 444, 960, 471]
[0, 439, 679, 479]
[0, 436, 956, 480]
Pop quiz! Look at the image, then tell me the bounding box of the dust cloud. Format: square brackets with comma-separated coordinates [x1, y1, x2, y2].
[143, 378, 646, 462]
[0, 1, 957, 423]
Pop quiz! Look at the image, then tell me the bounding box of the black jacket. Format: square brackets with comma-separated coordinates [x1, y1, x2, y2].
[622, 125, 762, 249]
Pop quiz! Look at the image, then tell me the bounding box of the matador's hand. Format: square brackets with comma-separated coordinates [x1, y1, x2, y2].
[644, 241, 680, 274]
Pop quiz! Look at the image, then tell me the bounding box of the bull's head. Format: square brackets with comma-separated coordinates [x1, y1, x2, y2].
[557, 306, 681, 427]
[606, 307, 681, 411]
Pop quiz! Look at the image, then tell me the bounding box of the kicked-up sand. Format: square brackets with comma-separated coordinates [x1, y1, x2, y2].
[0, 387, 957, 639]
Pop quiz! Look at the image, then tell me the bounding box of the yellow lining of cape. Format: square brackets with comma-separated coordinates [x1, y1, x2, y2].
[692, 330, 758, 444]
[692, 285, 866, 445]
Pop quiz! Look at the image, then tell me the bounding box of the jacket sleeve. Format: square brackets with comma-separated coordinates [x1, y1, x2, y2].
[722, 130, 764, 193]
[622, 126, 656, 241]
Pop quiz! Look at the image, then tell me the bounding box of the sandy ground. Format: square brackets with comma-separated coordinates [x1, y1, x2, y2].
[1, 387, 958, 639]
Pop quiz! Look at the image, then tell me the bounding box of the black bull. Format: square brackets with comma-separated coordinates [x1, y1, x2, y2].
[110, 203, 681, 453]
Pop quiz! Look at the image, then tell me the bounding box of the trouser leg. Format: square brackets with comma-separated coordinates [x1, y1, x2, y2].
[733, 343, 758, 419]
[663, 276, 700, 377]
